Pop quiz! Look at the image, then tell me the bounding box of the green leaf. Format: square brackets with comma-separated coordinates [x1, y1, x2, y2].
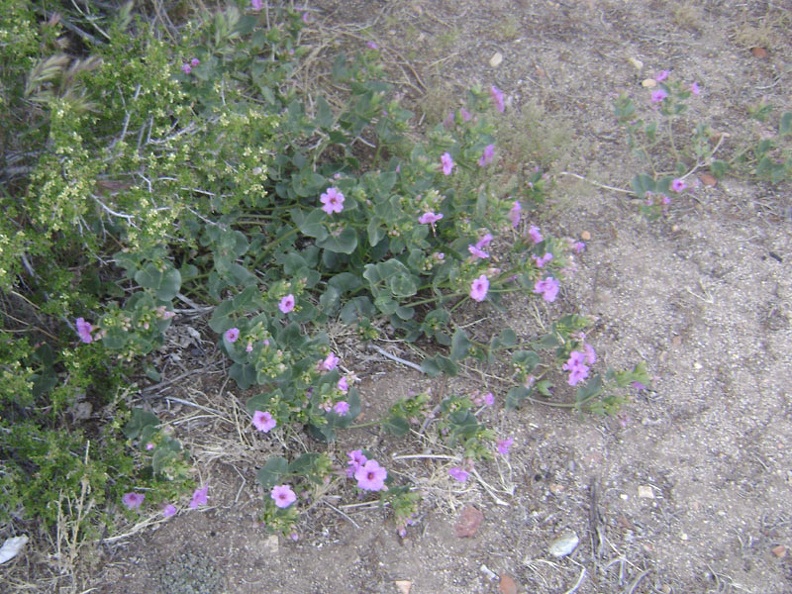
[381, 415, 410, 436]
[315, 96, 334, 129]
[134, 263, 181, 301]
[420, 355, 458, 376]
[450, 328, 472, 360]
[317, 227, 358, 254]
[631, 173, 655, 197]
[710, 160, 728, 178]
[506, 385, 532, 410]
[291, 208, 328, 240]
[576, 374, 604, 406]
[779, 111, 792, 137]
[257, 456, 289, 489]
[123, 408, 160, 439]
[292, 170, 327, 198]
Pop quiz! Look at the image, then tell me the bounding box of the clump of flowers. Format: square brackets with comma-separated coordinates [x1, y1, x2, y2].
[347, 450, 387, 492]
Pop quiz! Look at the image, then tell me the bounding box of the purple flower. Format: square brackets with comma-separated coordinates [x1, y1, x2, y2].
[181, 63, 192, 74]
[190, 485, 209, 509]
[319, 352, 339, 372]
[496, 437, 514, 456]
[468, 244, 489, 259]
[333, 401, 350, 416]
[478, 144, 495, 167]
[279, 294, 295, 314]
[671, 178, 687, 192]
[163, 504, 178, 518]
[532, 252, 553, 268]
[572, 241, 586, 254]
[366, 41, 379, 50]
[533, 277, 560, 302]
[528, 225, 543, 244]
[75, 317, 93, 343]
[483, 392, 495, 406]
[563, 351, 590, 386]
[271, 485, 297, 509]
[122, 492, 145, 510]
[252, 410, 277, 433]
[448, 467, 470, 482]
[469, 274, 489, 302]
[355, 459, 387, 491]
[509, 201, 522, 227]
[655, 69, 670, 82]
[690, 81, 700, 95]
[190, 57, 200, 67]
[337, 376, 349, 393]
[251, 0, 263, 10]
[475, 233, 494, 249]
[651, 88, 668, 103]
[459, 107, 472, 122]
[418, 211, 443, 225]
[320, 187, 345, 215]
[490, 85, 505, 112]
[224, 327, 240, 343]
[632, 381, 647, 391]
[440, 152, 455, 176]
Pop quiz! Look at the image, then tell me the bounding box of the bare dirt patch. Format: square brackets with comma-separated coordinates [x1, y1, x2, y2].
[8, 1, 790, 593]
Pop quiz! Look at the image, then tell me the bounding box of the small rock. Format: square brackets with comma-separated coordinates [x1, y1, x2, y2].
[641, 78, 657, 88]
[0, 535, 29, 565]
[699, 172, 717, 187]
[490, 52, 503, 68]
[580, 230, 591, 241]
[771, 545, 787, 558]
[498, 573, 519, 594]
[394, 579, 412, 594]
[638, 485, 654, 499]
[628, 57, 643, 70]
[455, 505, 484, 538]
[548, 531, 579, 558]
[751, 47, 768, 59]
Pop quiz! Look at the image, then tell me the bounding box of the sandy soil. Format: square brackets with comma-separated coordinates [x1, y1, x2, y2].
[8, 1, 791, 593]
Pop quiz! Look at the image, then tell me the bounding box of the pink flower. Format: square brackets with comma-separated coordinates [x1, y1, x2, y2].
[122, 492, 145, 510]
[583, 343, 597, 365]
[251, 0, 263, 10]
[509, 201, 522, 227]
[528, 225, 543, 244]
[354, 459, 387, 491]
[572, 241, 586, 254]
[483, 392, 495, 406]
[469, 274, 489, 302]
[563, 351, 590, 386]
[478, 144, 495, 167]
[145, 442, 155, 451]
[418, 212, 443, 225]
[76, 317, 93, 343]
[337, 376, 349, 393]
[651, 88, 668, 103]
[279, 294, 295, 313]
[468, 244, 489, 259]
[448, 467, 470, 482]
[271, 484, 297, 508]
[490, 85, 505, 112]
[224, 327, 240, 343]
[366, 41, 378, 49]
[532, 252, 553, 268]
[319, 352, 339, 372]
[655, 69, 670, 82]
[163, 504, 178, 518]
[333, 401, 350, 416]
[346, 449, 368, 477]
[496, 437, 514, 456]
[181, 63, 192, 74]
[440, 152, 454, 175]
[459, 107, 472, 122]
[190, 485, 209, 509]
[671, 178, 687, 192]
[190, 57, 200, 67]
[252, 410, 277, 433]
[320, 187, 345, 214]
[533, 277, 560, 302]
[690, 81, 700, 95]
[475, 233, 494, 250]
